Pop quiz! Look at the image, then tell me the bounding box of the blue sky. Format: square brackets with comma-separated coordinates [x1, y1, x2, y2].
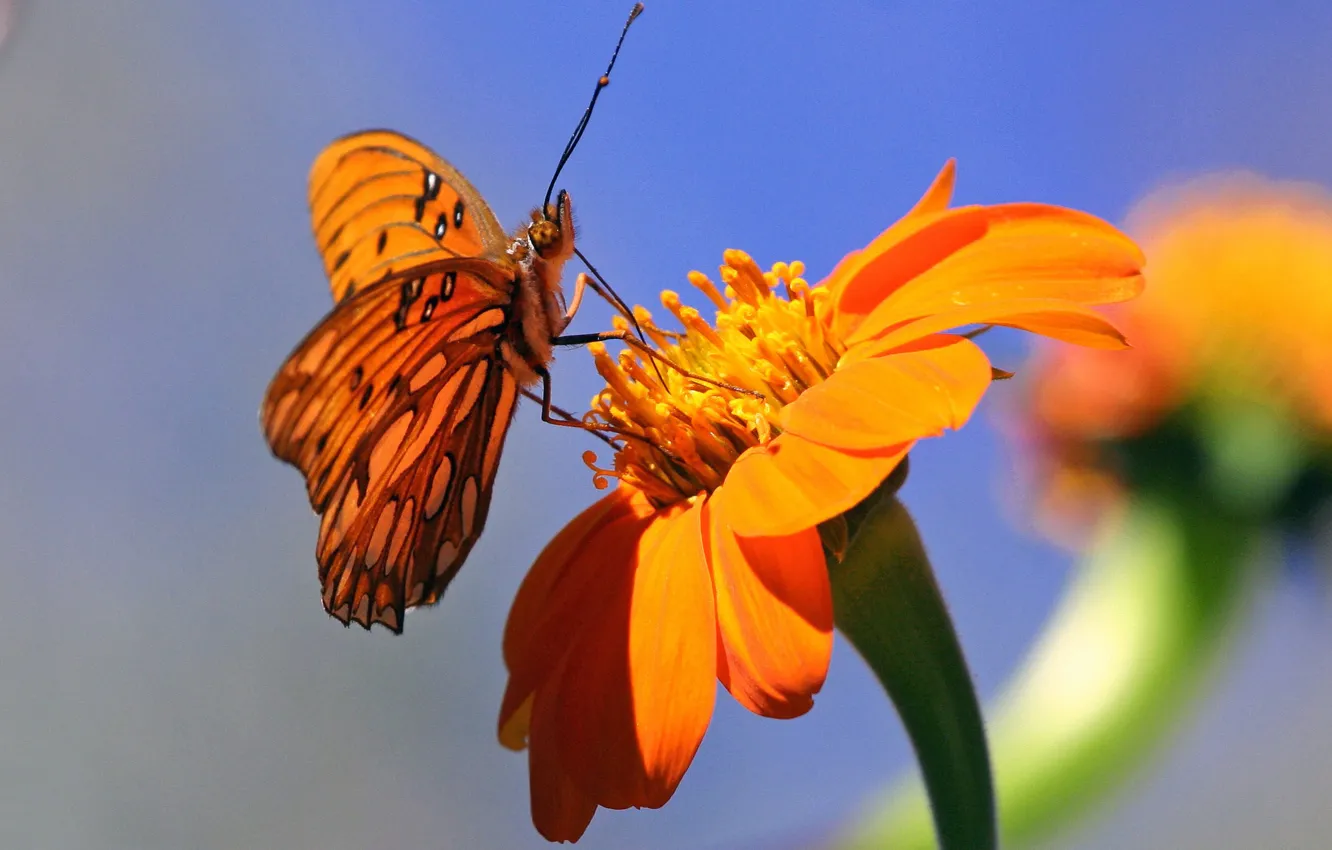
[1, 1, 1331, 847]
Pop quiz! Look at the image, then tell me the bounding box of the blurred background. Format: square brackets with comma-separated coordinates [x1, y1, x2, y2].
[2, 1, 1331, 848]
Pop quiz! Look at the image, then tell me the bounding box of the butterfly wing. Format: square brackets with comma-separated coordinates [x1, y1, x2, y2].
[309, 130, 510, 304]
[262, 261, 522, 632]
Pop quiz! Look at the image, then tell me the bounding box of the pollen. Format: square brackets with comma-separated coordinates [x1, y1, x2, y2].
[585, 251, 846, 506]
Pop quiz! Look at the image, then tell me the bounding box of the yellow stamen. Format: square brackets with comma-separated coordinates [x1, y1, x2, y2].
[687, 270, 729, 309]
[582, 250, 849, 508]
[581, 450, 617, 490]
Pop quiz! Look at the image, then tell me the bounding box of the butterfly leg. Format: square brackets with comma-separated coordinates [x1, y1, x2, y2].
[551, 330, 765, 399]
[531, 367, 622, 440]
[531, 367, 658, 449]
[521, 386, 586, 428]
[554, 273, 591, 335]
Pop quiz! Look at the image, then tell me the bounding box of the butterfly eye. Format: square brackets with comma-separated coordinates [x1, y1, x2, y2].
[528, 219, 561, 257]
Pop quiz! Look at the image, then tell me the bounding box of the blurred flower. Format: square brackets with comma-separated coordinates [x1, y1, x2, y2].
[1018, 173, 1332, 543]
[498, 160, 1145, 842]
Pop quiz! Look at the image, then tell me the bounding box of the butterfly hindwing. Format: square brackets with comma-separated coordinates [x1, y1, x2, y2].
[262, 260, 521, 631]
[317, 354, 520, 631]
[309, 130, 510, 303]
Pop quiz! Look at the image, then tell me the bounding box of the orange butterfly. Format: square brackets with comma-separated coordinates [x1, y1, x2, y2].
[261, 6, 643, 633]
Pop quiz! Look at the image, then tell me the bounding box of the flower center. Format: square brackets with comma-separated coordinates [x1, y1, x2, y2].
[584, 250, 846, 507]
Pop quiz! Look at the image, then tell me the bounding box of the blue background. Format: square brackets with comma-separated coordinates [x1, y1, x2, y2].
[1, 1, 1330, 847]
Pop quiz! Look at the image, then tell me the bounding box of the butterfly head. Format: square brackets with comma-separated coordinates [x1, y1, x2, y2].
[527, 189, 576, 265]
[507, 189, 578, 365]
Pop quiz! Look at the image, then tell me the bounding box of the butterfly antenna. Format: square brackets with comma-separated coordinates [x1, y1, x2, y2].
[574, 247, 667, 386]
[543, 3, 644, 210]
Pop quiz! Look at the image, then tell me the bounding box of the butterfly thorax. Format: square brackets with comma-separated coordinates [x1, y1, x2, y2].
[503, 196, 576, 386]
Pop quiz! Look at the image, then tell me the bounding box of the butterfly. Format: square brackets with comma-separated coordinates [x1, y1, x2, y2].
[261, 6, 643, 633]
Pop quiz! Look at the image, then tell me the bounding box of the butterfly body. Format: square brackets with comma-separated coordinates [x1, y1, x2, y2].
[261, 130, 578, 633]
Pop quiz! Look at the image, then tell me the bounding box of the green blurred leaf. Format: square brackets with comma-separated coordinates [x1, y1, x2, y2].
[830, 492, 995, 850]
[1196, 392, 1304, 516]
[834, 489, 1260, 849]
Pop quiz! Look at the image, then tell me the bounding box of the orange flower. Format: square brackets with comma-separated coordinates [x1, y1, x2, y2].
[498, 160, 1145, 842]
[1019, 173, 1332, 541]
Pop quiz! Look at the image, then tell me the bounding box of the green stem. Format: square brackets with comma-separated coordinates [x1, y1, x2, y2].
[831, 491, 1260, 849]
[830, 494, 995, 850]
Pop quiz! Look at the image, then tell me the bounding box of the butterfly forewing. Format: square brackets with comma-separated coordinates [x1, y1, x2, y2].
[309, 130, 509, 303]
[263, 254, 521, 632]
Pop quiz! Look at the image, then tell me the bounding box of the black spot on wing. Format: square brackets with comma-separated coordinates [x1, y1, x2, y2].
[423, 170, 441, 200]
[393, 278, 425, 331]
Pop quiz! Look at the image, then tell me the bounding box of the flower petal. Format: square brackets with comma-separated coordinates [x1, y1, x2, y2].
[551, 501, 716, 810]
[528, 672, 597, 842]
[503, 486, 648, 670]
[780, 335, 993, 451]
[714, 432, 910, 537]
[706, 498, 833, 719]
[823, 160, 958, 303]
[499, 490, 656, 750]
[843, 203, 1145, 347]
[830, 206, 990, 339]
[845, 299, 1129, 362]
[910, 158, 958, 217]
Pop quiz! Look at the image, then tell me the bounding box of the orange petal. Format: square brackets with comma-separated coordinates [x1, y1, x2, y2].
[844, 204, 1145, 347]
[503, 485, 652, 671]
[706, 498, 833, 718]
[780, 335, 993, 451]
[551, 501, 716, 810]
[528, 670, 598, 842]
[830, 205, 993, 338]
[499, 493, 657, 749]
[844, 299, 1129, 363]
[823, 160, 958, 303]
[713, 432, 910, 538]
[909, 158, 958, 217]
